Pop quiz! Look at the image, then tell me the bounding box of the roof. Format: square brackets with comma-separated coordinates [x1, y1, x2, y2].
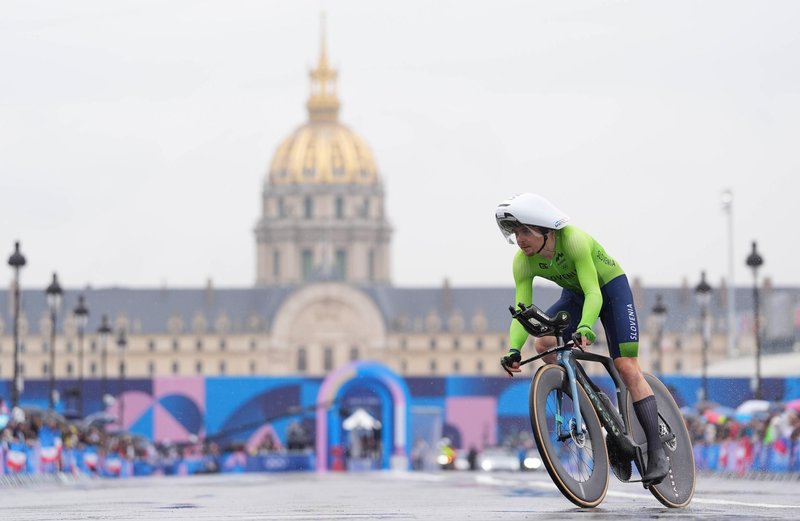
[0, 284, 797, 339]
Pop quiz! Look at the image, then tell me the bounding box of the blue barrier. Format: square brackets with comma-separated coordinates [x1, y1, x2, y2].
[2, 440, 797, 479]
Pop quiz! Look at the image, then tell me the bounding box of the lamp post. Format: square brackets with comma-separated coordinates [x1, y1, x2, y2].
[694, 272, 712, 402]
[651, 294, 667, 374]
[116, 328, 127, 430]
[73, 295, 89, 418]
[97, 315, 112, 402]
[746, 241, 764, 399]
[45, 273, 63, 410]
[721, 189, 737, 357]
[7, 241, 26, 408]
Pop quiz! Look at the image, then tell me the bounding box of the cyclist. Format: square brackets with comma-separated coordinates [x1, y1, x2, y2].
[495, 192, 668, 484]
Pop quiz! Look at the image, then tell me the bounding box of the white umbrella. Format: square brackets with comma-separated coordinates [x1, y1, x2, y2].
[735, 399, 770, 415]
[342, 408, 381, 431]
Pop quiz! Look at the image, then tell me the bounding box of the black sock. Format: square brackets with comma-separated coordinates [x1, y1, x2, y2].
[633, 395, 661, 453]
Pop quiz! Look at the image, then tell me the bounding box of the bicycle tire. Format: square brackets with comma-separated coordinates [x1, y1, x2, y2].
[624, 373, 696, 508]
[530, 364, 610, 508]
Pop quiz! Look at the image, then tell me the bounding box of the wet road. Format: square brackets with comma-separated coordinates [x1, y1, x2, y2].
[2, 471, 798, 520]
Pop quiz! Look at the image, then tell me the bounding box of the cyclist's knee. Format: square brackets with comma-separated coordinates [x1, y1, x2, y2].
[614, 356, 642, 381]
[534, 337, 557, 364]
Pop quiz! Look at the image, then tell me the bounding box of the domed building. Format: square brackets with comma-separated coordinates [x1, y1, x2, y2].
[254, 32, 392, 286]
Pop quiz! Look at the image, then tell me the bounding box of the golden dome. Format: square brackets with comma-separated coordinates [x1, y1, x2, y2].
[268, 20, 380, 186]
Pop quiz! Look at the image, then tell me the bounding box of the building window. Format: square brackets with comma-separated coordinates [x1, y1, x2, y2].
[172, 339, 179, 352]
[304, 195, 313, 218]
[148, 362, 155, 376]
[66, 362, 73, 376]
[349, 347, 359, 361]
[297, 347, 307, 372]
[368, 250, 375, 281]
[499, 337, 506, 350]
[172, 361, 179, 375]
[430, 338, 436, 350]
[67, 342, 73, 353]
[219, 339, 227, 351]
[278, 197, 285, 217]
[42, 342, 48, 353]
[20, 343, 25, 354]
[90, 340, 97, 353]
[196, 339, 203, 352]
[362, 198, 370, 218]
[219, 361, 226, 375]
[196, 361, 203, 375]
[476, 338, 483, 350]
[273, 250, 280, 278]
[401, 360, 408, 374]
[250, 339, 257, 351]
[400, 338, 407, 350]
[323, 347, 333, 371]
[335, 196, 344, 219]
[335, 249, 347, 280]
[42, 362, 49, 376]
[302, 250, 314, 281]
[476, 360, 484, 374]
[249, 361, 257, 374]
[90, 362, 97, 376]
[453, 360, 460, 373]
[430, 360, 437, 374]
[148, 340, 156, 352]
[453, 338, 460, 350]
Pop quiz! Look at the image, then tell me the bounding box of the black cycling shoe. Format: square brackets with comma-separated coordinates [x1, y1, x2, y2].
[642, 447, 669, 485]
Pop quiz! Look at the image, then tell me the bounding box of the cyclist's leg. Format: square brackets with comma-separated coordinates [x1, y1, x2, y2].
[600, 275, 668, 483]
[536, 289, 582, 363]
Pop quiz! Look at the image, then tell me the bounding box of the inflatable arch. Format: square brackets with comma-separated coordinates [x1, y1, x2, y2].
[315, 361, 411, 471]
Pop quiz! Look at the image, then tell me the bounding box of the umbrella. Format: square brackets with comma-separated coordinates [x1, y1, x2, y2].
[785, 399, 800, 414]
[704, 406, 735, 425]
[342, 408, 381, 431]
[81, 411, 118, 430]
[736, 400, 770, 415]
[694, 400, 720, 412]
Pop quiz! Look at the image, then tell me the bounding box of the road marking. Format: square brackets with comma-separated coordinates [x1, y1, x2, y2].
[472, 474, 799, 509]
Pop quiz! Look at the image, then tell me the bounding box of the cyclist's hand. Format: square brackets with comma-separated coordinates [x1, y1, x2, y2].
[501, 349, 522, 377]
[571, 325, 596, 350]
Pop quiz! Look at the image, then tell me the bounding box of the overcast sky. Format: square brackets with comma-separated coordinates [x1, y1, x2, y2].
[2, 1, 799, 292]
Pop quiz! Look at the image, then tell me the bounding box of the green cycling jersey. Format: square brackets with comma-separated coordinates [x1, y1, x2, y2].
[510, 224, 625, 349]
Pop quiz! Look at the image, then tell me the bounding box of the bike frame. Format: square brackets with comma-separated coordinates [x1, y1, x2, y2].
[520, 341, 638, 459]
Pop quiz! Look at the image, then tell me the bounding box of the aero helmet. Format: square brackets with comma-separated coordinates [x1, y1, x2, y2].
[495, 193, 570, 244]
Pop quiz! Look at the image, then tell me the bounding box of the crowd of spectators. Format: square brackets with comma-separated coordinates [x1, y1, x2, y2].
[2, 394, 799, 478]
[686, 401, 800, 474]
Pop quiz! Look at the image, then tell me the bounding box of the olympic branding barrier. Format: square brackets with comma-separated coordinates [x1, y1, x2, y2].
[0, 441, 315, 480]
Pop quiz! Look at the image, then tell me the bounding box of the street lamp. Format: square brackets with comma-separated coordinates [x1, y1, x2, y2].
[721, 189, 737, 357]
[97, 315, 112, 402]
[45, 273, 63, 410]
[73, 295, 89, 418]
[116, 327, 127, 430]
[651, 294, 667, 374]
[746, 241, 764, 399]
[694, 272, 712, 402]
[7, 241, 26, 408]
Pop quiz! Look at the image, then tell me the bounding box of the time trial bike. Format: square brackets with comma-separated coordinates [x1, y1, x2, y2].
[503, 302, 695, 508]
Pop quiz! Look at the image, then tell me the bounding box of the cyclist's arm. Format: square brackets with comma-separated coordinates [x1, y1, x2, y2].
[563, 229, 602, 327]
[509, 251, 534, 349]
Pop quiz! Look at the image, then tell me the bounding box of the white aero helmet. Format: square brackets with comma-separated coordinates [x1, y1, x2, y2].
[495, 193, 570, 244]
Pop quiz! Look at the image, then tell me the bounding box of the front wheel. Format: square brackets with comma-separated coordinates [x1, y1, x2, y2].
[529, 365, 610, 508]
[625, 373, 696, 508]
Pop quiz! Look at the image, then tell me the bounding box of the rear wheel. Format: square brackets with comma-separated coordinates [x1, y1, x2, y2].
[529, 365, 609, 508]
[625, 373, 696, 508]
